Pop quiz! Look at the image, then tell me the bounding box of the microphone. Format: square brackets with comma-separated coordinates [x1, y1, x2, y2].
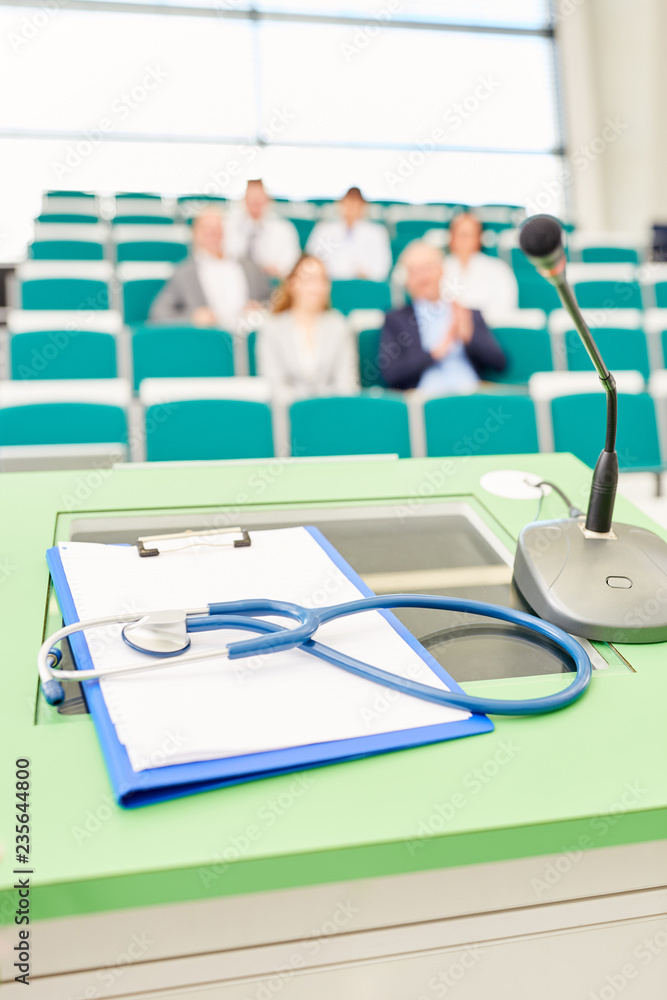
[512, 214, 667, 642]
[519, 214, 617, 535]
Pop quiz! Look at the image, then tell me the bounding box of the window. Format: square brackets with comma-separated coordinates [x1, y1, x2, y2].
[0, 1, 562, 258]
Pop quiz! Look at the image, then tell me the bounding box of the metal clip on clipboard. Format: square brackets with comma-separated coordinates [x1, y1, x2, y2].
[136, 527, 251, 558]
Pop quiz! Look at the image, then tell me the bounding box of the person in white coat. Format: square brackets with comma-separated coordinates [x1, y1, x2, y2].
[257, 255, 358, 403]
[224, 179, 301, 279]
[306, 187, 392, 281]
[444, 212, 518, 317]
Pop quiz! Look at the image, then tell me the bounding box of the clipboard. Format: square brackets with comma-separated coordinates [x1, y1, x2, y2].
[46, 526, 494, 808]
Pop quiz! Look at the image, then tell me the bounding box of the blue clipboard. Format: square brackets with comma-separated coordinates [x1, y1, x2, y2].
[46, 526, 494, 808]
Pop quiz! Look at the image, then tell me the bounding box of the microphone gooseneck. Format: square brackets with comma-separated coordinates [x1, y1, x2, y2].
[519, 215, 618, 534]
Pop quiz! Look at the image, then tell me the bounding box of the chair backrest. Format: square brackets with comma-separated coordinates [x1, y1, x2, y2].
[330, 280, 392, 315]
[357, 329, 384, 388]
[572, 279, 642, 309]
[517, 274, 562, 312]
[424, 394, 539, 456]
[37, 213, 99, 225]
[639, 263, 667, 308]
[0, 402, 127, 446]
[112, 215, 174, 226]
[568, 263, 642, 309]
[21, 278, 109, 310]
[487, 326, 552, 384]
[289, 395, 411, 458]
[580, 247, 640, 264]
[145, 399, 273, 461]
[121, 278, 168, 324]
[287, 217, 316, 250]
[564, 327, 650, 378]
[131, 325, 234, 389]
[116, 241, 189, 264]
[247, 329, 257, 376]
[551, 392, 661, 470]
[29, 240, 105, 261]
[569, 231, 644, 265]
[10, 331, 117, 380]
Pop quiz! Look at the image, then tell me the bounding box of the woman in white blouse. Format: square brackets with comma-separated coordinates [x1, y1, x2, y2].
[257, 255, 359, 402]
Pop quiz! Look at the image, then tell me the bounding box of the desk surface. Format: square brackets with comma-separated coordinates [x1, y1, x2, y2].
[1, 453, 666, 924]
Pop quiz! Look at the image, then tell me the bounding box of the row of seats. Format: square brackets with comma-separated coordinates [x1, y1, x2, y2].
[40, 190, 526, 226]
[1, 373, 666, 474]
[8, 309, 667, 390]
[13, 260, 667, 328]
[11, 264, 393, 322]
[28, 217, 647, 273]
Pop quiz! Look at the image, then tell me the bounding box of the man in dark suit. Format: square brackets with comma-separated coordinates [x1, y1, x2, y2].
[379, 242, 506, 392]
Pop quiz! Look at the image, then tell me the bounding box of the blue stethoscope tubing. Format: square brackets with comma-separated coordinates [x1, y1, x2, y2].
[39, 594, 593, 716]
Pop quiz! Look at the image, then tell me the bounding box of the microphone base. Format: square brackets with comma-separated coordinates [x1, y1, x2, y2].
[513, 517, 667, 642]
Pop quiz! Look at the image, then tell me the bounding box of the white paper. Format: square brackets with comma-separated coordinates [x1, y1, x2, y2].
[58, 527, 469, 772]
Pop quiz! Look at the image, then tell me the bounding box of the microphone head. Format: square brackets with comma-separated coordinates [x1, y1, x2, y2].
[519, 214, 563, 260]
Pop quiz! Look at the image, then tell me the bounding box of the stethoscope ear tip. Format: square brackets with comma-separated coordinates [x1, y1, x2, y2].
[42, 680, 65, 706]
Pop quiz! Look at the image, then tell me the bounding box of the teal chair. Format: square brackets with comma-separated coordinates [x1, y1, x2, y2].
[116, 192, 162, 200]
[247, 330, 257, 376]
[21, 278, 109, 310]
[116, 241, 189, 264]
[132, 325, 234, 389]
[122, 278, 167, 324]
[10, 331, 117, 380]
[287, 217, 316, 250]
[572, 278, 642, 310]
[581, 247, 640, 265]
[653, 282, 667, 309]
[552, 393, 661, 470]
[392, 221, 447, 261]
[479, 220, 513, 234]
[45, 190, 94, 199]
[36, 213, 98, 224]
[330, 280, 391, 315]
[145, 399, 273, 461]
[290, 396, 411, 458]
[177, 194, 227, 205]
[564, 327, 650, 378]
[510, 247, 537, 273]
[29, 240, 105, 261]
[511, 245, 570, 273]
[112, 215, 174, 226]
[487, 327, 553, 384]
[0, 403, 127, 446]
[357, 329, 384, 388]
[424, 395, 539, 457]
[517, 274, 562, 313]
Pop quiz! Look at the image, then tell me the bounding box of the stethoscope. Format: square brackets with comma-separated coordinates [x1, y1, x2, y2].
[39, 594, 592, 716]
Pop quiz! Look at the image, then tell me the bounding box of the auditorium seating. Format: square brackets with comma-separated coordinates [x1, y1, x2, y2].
[424, 394, 539, 457]
[6, 193, 667, 474]
[290, 395, 411, 458]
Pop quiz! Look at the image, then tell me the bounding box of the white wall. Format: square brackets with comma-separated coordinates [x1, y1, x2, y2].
[557, 0, 667, 235]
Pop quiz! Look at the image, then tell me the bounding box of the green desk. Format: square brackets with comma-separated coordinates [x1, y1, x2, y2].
[1, 454, 666, 999]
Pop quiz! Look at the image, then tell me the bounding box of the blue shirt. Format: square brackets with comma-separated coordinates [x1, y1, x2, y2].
[413, 299, 479, 396]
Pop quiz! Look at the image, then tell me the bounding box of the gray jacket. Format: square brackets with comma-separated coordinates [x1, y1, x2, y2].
[257, 310, 359, 403]
[149, 257, 271, 323]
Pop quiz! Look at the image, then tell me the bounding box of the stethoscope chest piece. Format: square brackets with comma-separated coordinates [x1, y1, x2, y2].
[122, 610, 191, 657]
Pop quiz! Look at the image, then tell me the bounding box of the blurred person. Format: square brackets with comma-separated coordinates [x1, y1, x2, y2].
[257, 255, 358, 401]
[379, 242, 505, 394]
[150, 209, 268, 328]
[225, 179, 301, 278]
[445, 212, 518, 316]
[306, 186, 392, 281]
